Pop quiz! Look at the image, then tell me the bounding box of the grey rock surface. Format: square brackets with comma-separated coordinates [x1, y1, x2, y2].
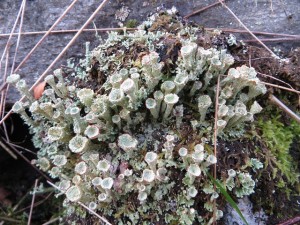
[0, 0, 299, 103]
[224, 197, 268, 225]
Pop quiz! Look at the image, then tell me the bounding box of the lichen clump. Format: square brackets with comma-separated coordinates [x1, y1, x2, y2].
[9, 11, 266, 224]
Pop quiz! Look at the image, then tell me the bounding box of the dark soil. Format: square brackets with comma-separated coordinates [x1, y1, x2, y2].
[0, 111, 59, 224]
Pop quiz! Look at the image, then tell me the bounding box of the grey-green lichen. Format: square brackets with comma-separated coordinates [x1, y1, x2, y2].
[8, 10, 266, 225]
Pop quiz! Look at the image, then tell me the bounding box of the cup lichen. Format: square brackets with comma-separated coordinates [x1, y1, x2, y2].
[8, 10, 267, 225]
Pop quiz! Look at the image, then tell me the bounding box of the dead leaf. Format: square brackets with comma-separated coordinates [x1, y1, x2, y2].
[33, 81, 46, 100]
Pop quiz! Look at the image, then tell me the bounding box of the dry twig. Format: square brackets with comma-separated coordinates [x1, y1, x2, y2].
[13, 0, 79, 73]
[0, 0, 26, 68]
[47, 181, 112, 225]
[0, 0, 110, 126]
[0, 0, 26, 144]
[1, 139, 51, 181]
[257, 72, 296, 91]
[10, 0, 26, 74]
[184, 0, 225, 19]
[269, 94, 300, 124]
[27, 179, 38, 225]
[42, 217, 60, 225]
[0, 138, 17, 159]
[261, 82, 300, 94]
[276, 216, 300, 225]
[8, 142, 37, 155]
[243, 37, 300, 43]
[213, 75, 221, 225]
[0, 28, 137, 38]
[218, 0, 277, 58]
[205, 27, 300, 38]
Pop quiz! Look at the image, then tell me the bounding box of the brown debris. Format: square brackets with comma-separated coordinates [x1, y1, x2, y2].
[33, 81, 46, 100]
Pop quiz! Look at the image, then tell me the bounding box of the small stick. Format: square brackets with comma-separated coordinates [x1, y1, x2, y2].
[238, 56, 275, 61]
[243, 37, 300, 43]
[213, 75, 221, 225]
[218, 1, 277, 58]
[42, 217, 60, 225]
[0, 1, 26, 144]
[12, 190, 30, 212]
[77, 202, 112, 225]
[13, 0, 80, 73]
[0, 49, 10, 141]
[184, 0, 225, 19]
[10, 0, 26, 74]
[0, 50, 10, 120]
[46, 181, 112, 225]
[8, 142, 37, 155]
[276, 216, 300, 225]
[0, 139, 18, 159]
[0, 1, 25, 139]
[0, 0, 110, 126]
[0, 0, 26, 67]
[261, 82, 300, 94]
[269, 94, 300, 124]
[27, 179, 38, 225]
[15, 192, 53, 214]
[205, 27, 300, 38]
[0, 216, 22, 224]
[257, 72, 295, 91]
[0, 27, 137, 38]
[1, 138, 52, 181]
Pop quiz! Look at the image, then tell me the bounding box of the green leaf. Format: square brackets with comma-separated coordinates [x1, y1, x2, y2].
[207, 173, 249, 225]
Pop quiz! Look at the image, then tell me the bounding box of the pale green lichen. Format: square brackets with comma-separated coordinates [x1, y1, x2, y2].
[10, 10, 267, 225]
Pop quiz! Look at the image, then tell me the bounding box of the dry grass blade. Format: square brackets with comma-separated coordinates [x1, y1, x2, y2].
[77, 202, 112, 225]
[0, 138, 17, 159]
[205, 27, 300, 38]
[8, 142, 37, 155]
[213, 75, 221, 225]
[15, 192, 53, 214]
[269, 94, 300, 124]
[41, 217, 60, 225]
[0, 0, 110, 126]
[46, 181, 112, 225]
[261, 81, 300, 94]
[10, 0, 26, 74]
[184, 0, 225, 19]
[0, 0, 26, 66]
[218, 0, 277, 58]
[0, 216, 22, 224]
[0, 28, 137, 38]
[1, 139, 52, 181]
[0, 50, 10, 141]
[276, 216, 300, 225]
[0, 1, 26, 146]
[13, 0, 79, 73]
[243, 37, 300, 43]
[27, 179, 38, 225]
[1, 0, 26, 144]
[257, 72, 295, 91]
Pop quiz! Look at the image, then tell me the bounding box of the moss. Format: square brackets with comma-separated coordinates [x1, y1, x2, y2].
[125, 19, 138, 28]
[258, 116, 300, 185]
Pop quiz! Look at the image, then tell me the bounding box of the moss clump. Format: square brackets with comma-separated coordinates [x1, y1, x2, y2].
[258, 116, 300, 185]
[124, 19, 138, 28]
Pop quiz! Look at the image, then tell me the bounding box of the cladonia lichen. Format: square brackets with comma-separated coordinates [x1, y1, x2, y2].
[8, 10, 266, 224]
